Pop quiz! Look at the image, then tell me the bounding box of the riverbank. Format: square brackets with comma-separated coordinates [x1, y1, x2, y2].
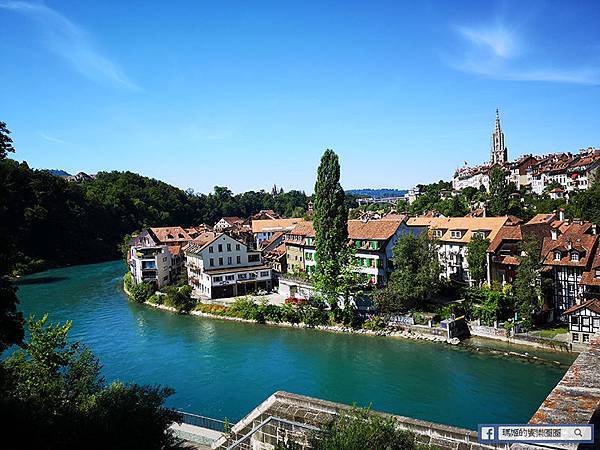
[18, 260, 574, 429]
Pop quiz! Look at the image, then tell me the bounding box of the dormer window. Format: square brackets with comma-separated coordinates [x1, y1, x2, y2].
[554, 251, 562, 261]
[570, 252, 579, 262]
[432, 230, 443, 238]
[595, 269, 600, 278]
[450, 230, 462, 239]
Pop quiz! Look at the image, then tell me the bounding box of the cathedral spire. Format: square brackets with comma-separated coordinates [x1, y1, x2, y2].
[490, 109, 508, 165]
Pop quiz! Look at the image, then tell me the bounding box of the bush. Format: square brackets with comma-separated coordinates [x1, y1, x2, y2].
[128, 281, 154, 304]
[162, 286, 195, 313]
[229, 297, 256, 319]
[310, 407, 425, 450]
[363, 316, 387, 331]
[281, 303, 301, 324]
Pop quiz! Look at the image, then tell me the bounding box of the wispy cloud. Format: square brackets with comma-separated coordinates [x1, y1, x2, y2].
[39, 132, 68, 144]
[0, 0, 139, 90]
[449, 20, 600, 86]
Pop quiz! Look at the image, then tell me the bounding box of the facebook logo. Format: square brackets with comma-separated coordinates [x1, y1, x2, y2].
[479, 425, 496, 442]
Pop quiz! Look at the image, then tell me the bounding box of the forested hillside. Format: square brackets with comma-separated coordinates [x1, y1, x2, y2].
[0, 158, 317, 273]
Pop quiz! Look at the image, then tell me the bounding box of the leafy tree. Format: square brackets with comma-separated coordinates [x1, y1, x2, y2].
[128, 282, 155, 304]
[514, 235, 543, 325]
[384, 233, 441, 312]
[488, 167, 511, 216]
[313, 149, 349, 302]
[0, 121, 15, 159]
[466, 234, 489, 286]
[0, 316, 180, 450]
[310, 406, 425, 450]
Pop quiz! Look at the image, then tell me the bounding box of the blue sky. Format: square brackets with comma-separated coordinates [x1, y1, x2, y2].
[1, 0, 599, 193]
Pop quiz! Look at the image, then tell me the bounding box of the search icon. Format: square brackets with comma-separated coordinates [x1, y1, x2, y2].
[574, 428, 583, 437]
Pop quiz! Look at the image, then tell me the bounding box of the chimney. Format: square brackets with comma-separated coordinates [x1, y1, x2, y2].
[592, 224, 597, 235]
[551, 229, 558, 241]
[567, 240, 572, 250]
[558, 209, 565, 222]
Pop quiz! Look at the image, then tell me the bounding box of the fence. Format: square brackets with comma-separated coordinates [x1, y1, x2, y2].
[226, 416, 320, 450]
[176, 411, 227, 432]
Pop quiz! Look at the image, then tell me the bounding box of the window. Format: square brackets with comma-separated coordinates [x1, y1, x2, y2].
[571, 252, 579, 262]
[450, 230, 462, 239]
[595, 269, 600, 278]
[570, 316, 579, 325]
[218, 257, 223, 266]
[554, 251, 562, 261]
[260, 271, 270, 277]
[209, 246, 214, 253]
[236, 244, 241, 251]
[572, 333, 579, 342]
[218, 244, 223, 252]
[225, 275, 235, 281]
[248, 254, 260, 262]
[237, 255, 241, 264]
[213, 276, 222, 282]
[433, 230, 443, 238]
[582, 317, 590, 326]
[593, 318, 600, 328]
[209, 258, 214, 267]
[583, 333, 590, 343]
[227, 257, 232, 265]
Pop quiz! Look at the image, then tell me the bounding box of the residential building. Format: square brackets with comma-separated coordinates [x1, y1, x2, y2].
[214, 216, 245, 232]
[563, 300, 600, 344]
[263, 244, 287, 275]
[185, 232, 272, 299]
[252, 218, 304, 247]
[250, 209, 281, 220]
[284, 216, 416, 286]
[541, 220, 598, 317]
[486, 217, 551, 286]
[128, 228, 191, 288]
[407, 216, 512, 285]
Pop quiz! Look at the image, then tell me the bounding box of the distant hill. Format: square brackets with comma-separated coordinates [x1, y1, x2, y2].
[346, 188, 407, 198]
[46, 169, 71, 177]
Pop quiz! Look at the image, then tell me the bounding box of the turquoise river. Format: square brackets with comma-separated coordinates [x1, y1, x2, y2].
[15, 260, 576, 430]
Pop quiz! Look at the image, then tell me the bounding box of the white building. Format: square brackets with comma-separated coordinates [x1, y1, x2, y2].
[407, 216, 512, 285]
[128, 230, 183, 289]
[251, 218, 304, 247]
[186, 232, 272, 299]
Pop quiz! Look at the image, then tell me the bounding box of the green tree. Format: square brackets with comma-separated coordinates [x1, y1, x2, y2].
[0, 315, 180, 450]
[313, 149, 349, 302]
[514, 235, 543, 325]
[466, 234, 489, 286]
[310, 406, 424, 450]
[383, 233, 441, 312]
[0, 121, 15, 159]
[0, 121, 24, 352]
[488, 168, 511, 216]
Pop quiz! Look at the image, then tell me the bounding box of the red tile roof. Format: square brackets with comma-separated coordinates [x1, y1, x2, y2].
[563, 299, 600, 315]
[150, 226, 192, 243]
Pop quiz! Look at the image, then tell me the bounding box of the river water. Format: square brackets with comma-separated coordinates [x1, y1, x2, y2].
[14, 260, 575, 430]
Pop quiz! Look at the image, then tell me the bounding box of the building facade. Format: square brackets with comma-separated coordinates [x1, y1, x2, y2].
[407, 216, 511, 285]
[185, 232, 272, 299]
[563, 300, 600, 344]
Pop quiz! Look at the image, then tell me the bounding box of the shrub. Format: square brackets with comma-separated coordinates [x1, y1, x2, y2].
[128, 281, 154, 304]
[281, 303, 301, 324]
[310, 407, 424, 450]
[162, 286, 195, 313]
[229, 297, 261, 321]
[363, 316, 387, 331]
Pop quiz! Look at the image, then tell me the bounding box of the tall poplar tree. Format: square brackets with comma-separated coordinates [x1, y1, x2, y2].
[313, 149, 349, 302]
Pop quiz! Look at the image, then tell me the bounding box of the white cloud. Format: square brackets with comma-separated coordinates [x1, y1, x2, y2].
[456, 24, 517, 59]
[0, 0, 139, 90]
[39, 132, 68, 144]
[450, 21, 600, 86]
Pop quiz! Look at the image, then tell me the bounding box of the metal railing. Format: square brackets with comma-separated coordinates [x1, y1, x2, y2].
[176, 410, 227, 432]
[226, 416, 319, 450]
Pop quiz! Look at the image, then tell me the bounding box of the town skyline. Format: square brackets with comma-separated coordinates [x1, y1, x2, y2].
[1, 1, 600, 193]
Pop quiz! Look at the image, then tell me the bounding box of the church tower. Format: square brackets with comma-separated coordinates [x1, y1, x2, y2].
[490, 109, 508, 165]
